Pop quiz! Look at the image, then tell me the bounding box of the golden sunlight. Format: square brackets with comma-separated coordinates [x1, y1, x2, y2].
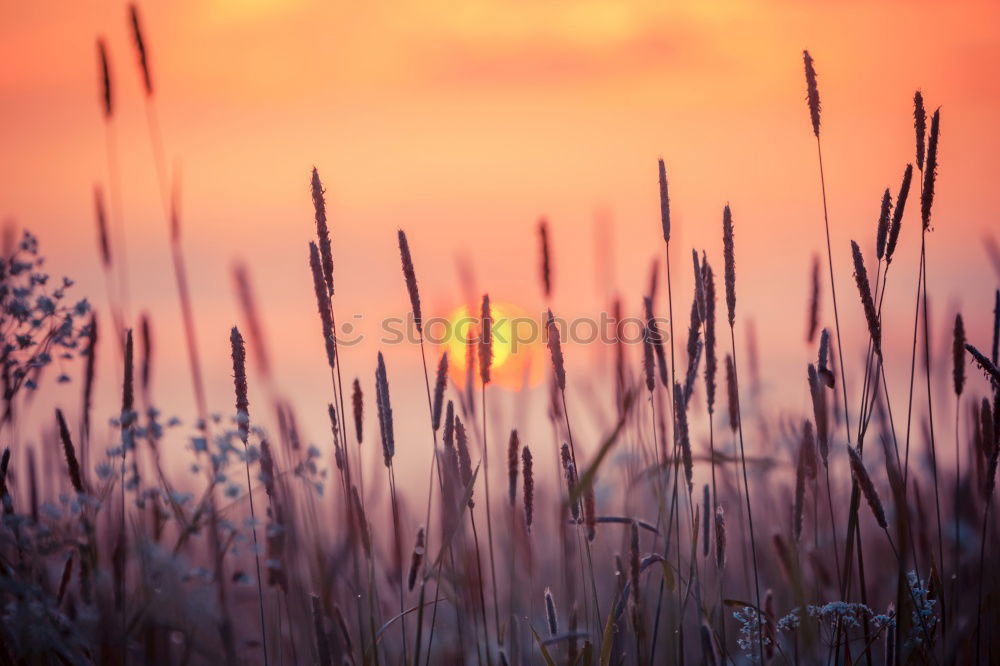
[439, 301, 544, 390]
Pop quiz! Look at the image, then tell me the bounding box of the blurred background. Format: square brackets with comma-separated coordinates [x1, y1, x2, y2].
[2, 0, 999, 485]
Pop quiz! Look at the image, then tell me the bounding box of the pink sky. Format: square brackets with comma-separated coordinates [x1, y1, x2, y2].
[2, 1, 999, 482]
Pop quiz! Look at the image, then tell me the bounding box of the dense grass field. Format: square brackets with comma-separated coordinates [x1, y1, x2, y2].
[2, 6, 1000, 666]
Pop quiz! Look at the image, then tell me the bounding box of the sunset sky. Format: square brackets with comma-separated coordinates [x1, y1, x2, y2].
[2, 1, 999, 476]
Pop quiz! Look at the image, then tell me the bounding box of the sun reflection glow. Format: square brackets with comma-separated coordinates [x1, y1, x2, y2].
[440, 301, 543, 390]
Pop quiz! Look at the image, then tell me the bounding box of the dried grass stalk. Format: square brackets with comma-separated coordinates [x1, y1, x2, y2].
[455, 416, 474, 506]
[847, 444, 887, 529]
[546, 309, 566, 391]
[312, 595, 332, 666]
[674, 383, 693, 493]
[311, 168, 334, 295]
[352, 485, 371, 559]
[97, 40, 113, 118]
[703, 257, 717, 412]
[583, 482, 596, 542]
[966, 343, 1000, 387]
[629, 520, 640, 596]
[539, 218, 552, 298]
[702, 484, 710, 557]
[921, 109, 941, 230]
[886, 164, 913, 264]
[808, 364, 829, 466]
[875, 188, 892, 261]
[544, 587, 559, 635]
[522, 446, 534, 531]
[954, 314, 966, 396]
[725, 355, 739, 433]
[507, 429, 520, 506]
[914, 90, 927, 171]
[793, 440, 806, 542]
[723, 205, 737, 327]
[352, 378, 363, 444]
[128, 4, 153, 96]
[806, 253, 820, 342]
[479, 294, 492, 385]
[658, 159, 670, 244]
[803, 50, 821, 137]
[642, 321, 656, 393]
[308, 242, 336, 369]
[398, 229, 422, 334]
[715, 505, 727, 570]
[850, 241, 881, 357]
[56, 409, 85, 494]
[407, 527, 425, 591]
[431, 353, 448, 431]
[94, 187, 112, 268]
[230, 327, 249, 444]
[644, 296, 668, 387]
[375, 351, 394, 466]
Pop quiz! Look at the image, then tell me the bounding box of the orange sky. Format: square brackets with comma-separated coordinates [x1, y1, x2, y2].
[2, 1, 1000, 476]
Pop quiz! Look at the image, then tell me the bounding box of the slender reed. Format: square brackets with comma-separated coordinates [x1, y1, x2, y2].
[966, 344, 1000, 387]
[230, 327, 269, 665]
[975, 397, 999, 665]
[478, 294, 502, 649]
[127, 4, 208, 427]
[522, 446, 534, 532]
[91, 187, 124, 348]
[55, 409, 85, 495]
[96, 37, 130, 333]
[723, 203, 764, 663]
[375, 350, 407, 661]
[807, 254, 821, 344]
[952, 313, 965, 626]
[649, 158, 682, 666]
[80, 314, 98, 473]
[457, 414, 491, 666]
[397, 228, 447, 665]
[539, 219, 553, 299]
[545, 587, 559, 636]
[312, 170, 352, 497]
[847, 443, 936, 650]
[702, 257, 719, 515]
[802, 50, 852, 447]
[921, 109, 947, 631]
[119, 329, 134, 660]
[408, 527, 426, 592]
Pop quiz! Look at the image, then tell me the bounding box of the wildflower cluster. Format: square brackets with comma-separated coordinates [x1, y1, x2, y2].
[733, 605, 768, 660]
[1, 230, 90, 405]
[906, 571, 938, 647]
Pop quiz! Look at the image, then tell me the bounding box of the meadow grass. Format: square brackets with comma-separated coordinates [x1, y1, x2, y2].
[2, 19, 1000, 666]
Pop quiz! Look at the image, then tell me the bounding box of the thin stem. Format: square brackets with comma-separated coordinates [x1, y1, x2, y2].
[481, 384, 501, 648]
[141, 96, 208, 429]
[647, 390, 673, 663]
[414, 336, 441, 665]
[729, 325, 764, 666]
[824, 465, 844, 595]
[920, 240, 947, 637]
[103, 121, 129, 340]
[120, 427, 127, 663]
[814, 137, 853, 443]
[660, 238, 683, 665]
[243, 443, 270, 666]
[974, 487, 993, 666]
[469, 507, 493, 666]
[884, 532, 937, 661]
[903, 164, 925, 491]
[952, 395, 961, 631]
[387, 465, 408, 663]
